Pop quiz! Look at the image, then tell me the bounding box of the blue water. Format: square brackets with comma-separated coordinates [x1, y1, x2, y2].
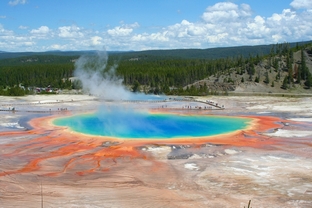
[53, 108, 250, 139]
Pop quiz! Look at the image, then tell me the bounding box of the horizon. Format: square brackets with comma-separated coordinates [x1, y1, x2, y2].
[1, 39, 311, 54]
[1, 0, 312, 52]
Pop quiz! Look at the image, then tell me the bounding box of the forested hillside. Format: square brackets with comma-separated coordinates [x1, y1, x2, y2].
[0, 41, 311, 96]
[1, 41, 311, 60]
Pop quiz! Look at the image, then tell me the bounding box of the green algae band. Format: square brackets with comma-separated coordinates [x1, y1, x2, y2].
[53, 109, 250, 139]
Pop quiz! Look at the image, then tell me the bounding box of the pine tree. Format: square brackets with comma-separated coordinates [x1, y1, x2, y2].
[132, 80, 141, 92]
[288, 64, 293, 85]
[282, 76, 289, 89]
[305, 72, 312, 89]
[264, 71, 270, 84]
[300, 49, 307, 80]
[254, 76, 259, 83]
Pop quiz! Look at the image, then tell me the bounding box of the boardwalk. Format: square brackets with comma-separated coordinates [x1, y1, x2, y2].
[0, 97, 224, 113]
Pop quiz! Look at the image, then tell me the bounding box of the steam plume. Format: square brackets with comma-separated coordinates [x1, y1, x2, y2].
[74, 49, 132, 100]
[72, 47, 167, 138]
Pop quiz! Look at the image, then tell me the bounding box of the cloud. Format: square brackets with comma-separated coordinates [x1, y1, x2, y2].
[90, 36, 102, 46]
[290, 0, 312, 9]
[8, 0, 27, 6]
[130, 2, 255, 49]
[107, 22, 139, 36]
[107, 27, 133, 36]
[30, 26, 50, 34]
[2, 1, 312, 52]
[19, 25, 28, 29]
[153, 1, 312, 48]
[50, 44, 66, 50]
[0, 24, 36, 51]
[0, 24, 14, 37]
[58, 25, 84, 38]
[131, 31, 170, 46]
[166, 20, 203, 38]
[201, 2, 252, 23]
[0, 16, 6, 19]
[21, 41, 35, 46]
[266, 8, 310, 41]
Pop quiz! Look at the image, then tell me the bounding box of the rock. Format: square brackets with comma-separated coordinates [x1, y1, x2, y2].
[101, 141, 121, 147]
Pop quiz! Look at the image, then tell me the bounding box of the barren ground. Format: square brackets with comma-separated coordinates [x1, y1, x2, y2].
[0, 94, 312, 208]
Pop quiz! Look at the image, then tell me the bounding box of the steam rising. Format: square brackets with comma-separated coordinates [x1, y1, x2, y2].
[74, 49, 131, 100]
[72, 48, 167, 137]
[74, 48, 165, 101]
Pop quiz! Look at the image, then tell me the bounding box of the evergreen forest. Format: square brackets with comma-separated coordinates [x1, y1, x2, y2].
[0, 41, 311, 96]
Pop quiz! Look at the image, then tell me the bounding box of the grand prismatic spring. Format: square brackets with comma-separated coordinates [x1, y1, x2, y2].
[1, 95, 312, 207]
[53, 109, 251, 139]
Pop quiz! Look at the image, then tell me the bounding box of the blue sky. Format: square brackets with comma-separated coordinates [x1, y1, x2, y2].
[0, 0, 312, 52]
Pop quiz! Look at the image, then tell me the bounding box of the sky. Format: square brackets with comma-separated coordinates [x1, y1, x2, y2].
[0, 0, 312, 52]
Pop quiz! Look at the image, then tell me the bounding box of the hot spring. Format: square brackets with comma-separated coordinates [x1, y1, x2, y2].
[53, 107, 251, 139]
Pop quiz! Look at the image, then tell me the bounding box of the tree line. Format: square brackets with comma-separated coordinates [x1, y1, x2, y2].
[0, 41, 311, 96]
[0, 63, 73, 95]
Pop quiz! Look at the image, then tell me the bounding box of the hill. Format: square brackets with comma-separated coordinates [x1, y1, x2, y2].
[186, 44, 312, 96]
[1, 41, 311, 62]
